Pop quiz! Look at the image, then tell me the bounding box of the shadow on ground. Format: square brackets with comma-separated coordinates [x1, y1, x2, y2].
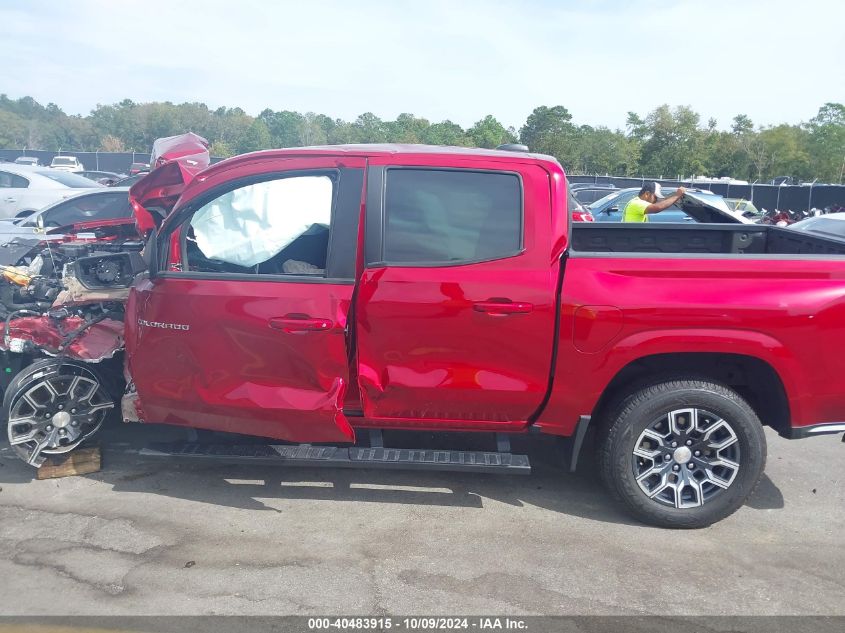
[0, 421, 785, 524]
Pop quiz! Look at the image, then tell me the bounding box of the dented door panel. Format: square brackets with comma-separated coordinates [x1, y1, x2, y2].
[126, 277, 355, 442]
[125, 156, 365, 443]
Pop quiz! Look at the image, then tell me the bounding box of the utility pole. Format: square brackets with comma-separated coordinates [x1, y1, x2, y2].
[808, 178, 817, 212]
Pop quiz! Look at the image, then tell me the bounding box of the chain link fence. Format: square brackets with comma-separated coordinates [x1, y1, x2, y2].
[0, 149, 226, 174]
[3, 149, 843, 212]
[568, 175, 845, 212]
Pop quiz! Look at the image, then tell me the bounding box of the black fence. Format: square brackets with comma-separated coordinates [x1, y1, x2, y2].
[0, 149, 154, 175]
[3, 149, 843, 212]
[569, 175, 845, 212]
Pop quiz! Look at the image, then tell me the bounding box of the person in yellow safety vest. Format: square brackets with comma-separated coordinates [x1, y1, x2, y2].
[623, 182, 687, 222]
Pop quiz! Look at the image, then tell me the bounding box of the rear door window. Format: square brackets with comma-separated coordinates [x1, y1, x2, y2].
[0, 171, 29, 188]
[382, 169, 522, 265]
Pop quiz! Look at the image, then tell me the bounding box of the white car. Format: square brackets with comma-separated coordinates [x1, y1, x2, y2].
[0, 164, 103, 219]
[49, 155, 84, 172]
[13, 156, 41, 167]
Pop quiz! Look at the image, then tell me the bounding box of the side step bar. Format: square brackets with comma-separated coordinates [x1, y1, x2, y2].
[138, 442, 531, 475]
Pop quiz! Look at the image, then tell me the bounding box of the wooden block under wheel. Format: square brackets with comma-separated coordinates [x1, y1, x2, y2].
[36, 447, 101, 479]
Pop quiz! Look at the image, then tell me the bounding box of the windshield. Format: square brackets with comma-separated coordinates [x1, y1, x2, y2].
[51, 157, 76, 166]
[35, 170, 102, 188]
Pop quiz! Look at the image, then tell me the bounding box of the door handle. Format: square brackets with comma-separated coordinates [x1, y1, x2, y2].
[3, 197, 16, 203]
[473, 300, 534, 316]
[269, 315, 333, 333]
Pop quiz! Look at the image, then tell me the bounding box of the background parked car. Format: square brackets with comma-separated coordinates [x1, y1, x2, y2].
[0, 164, 103, 219]
[786, 212, 845, 240]
[79, 170, 125, 186]
[570, 182, 619, 205]
[588, 188, 694, 222]
[568, 190, 594, 222]
[128, 162, 150, 175]
[13, 157, 41, 167]
[725, 198, 764, 221]
[588, 187, 751, 224]
[49, 155, 84, 172]
[0, 188, 132, 245]
[111, 173, 146, 187]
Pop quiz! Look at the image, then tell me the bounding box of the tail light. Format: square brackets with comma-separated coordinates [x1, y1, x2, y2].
[572, 210, 595, 222]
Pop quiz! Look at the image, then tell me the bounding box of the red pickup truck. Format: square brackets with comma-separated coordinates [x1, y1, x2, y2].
[5, 143, 845, 528]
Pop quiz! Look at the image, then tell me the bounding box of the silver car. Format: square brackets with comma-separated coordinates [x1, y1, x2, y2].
[0, 163, 103, 219]
[787, 212, 845, 240]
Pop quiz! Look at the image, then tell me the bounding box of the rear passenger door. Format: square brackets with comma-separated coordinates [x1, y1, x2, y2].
[354, 158, 558, 429]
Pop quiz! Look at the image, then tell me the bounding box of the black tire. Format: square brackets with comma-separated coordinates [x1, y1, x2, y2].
[3, 358, 115, 467]
[597, 379, 766, 528]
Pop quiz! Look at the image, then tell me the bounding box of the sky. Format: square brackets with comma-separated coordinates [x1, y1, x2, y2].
[1, 0, 843, 131]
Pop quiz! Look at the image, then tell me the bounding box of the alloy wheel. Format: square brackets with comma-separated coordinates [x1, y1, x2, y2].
[632, 407, 741, 509]
[7, 366, 113, 467]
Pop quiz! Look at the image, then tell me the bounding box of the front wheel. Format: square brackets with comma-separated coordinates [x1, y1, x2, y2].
[3, 359, 115, 467]
[597, 379, 767, 528]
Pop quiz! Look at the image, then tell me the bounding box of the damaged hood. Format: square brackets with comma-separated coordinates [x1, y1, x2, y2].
[678, 190, 753, 224]
[129, 132, 211, 234]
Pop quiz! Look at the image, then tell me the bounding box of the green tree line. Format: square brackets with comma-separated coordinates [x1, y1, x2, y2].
[1, 94, 842, 183]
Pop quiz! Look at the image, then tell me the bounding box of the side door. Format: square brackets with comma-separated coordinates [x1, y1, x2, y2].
[125, 156, 365, 443]
[354, 159, 558, 430]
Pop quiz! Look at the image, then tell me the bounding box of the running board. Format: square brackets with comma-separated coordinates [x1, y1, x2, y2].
[138, 442, 531, 474]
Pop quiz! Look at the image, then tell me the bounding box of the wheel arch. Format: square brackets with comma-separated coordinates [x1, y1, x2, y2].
[591, 352, 791, 436]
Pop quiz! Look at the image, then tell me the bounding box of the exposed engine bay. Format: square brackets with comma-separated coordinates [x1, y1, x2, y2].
[0, 132, 209, 467]
[0, 236, 146, 465]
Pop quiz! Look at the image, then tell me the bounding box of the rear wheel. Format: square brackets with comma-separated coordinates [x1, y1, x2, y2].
[3, 359, 114, 467]
[597, 379, 766, 528]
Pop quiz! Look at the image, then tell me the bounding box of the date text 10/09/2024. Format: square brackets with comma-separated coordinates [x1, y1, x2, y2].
[307, 618, 528, 630]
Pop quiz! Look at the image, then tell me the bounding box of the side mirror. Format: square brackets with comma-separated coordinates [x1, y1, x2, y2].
[35, 213, 45, 231]
[607, 206, 619, 213]
[143, 228, 158, 279]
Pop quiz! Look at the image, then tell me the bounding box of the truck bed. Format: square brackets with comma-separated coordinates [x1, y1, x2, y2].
[571, 223, 845, 256]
